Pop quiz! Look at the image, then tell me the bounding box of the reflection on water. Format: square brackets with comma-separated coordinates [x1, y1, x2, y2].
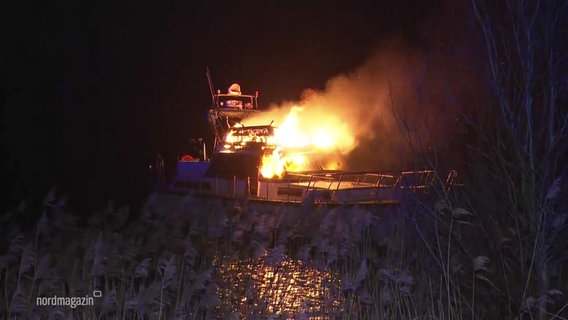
[216, 255, 343, 318]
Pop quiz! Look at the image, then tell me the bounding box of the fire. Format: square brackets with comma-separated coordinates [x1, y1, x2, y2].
[256, 106, 356, 178]
[260, 148, 308, 179]
[260, 148, 286, 178]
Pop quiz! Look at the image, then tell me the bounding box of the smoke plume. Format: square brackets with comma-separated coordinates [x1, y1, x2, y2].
[244, 31, 480, 172]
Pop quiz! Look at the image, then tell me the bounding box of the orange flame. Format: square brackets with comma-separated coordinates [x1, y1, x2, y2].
[256, 106, 356, 178]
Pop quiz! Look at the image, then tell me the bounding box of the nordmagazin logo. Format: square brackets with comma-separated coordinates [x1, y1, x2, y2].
[36, 290, 101, 308]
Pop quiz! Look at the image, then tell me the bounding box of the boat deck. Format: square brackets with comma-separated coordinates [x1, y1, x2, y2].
[170, 168, 458, 205]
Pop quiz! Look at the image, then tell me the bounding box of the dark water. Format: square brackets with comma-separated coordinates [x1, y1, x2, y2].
[216, 255, 343, 318]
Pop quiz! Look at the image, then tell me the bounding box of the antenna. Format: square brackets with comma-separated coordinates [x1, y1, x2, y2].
[206, 67, 215, 107]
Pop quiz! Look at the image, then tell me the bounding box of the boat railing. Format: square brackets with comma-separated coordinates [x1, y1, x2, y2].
[171, 169, 454, 203]
[281, 171, 400, 197]
[280, 170, 442, 194]
[397, 170, 437, 189]
[213, 93, 259, 110]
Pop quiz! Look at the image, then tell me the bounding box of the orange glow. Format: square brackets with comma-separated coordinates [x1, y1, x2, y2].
[260, 148, 309, 179]
[219, 125, 275, 153]
[216, 255, 342, 317]
[256, 106, 356, 178]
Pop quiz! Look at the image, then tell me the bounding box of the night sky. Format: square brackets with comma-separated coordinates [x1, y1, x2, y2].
[4, 1, 448, 213]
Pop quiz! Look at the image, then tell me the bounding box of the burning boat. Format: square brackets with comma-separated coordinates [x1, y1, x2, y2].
[163, 77, 456, 206]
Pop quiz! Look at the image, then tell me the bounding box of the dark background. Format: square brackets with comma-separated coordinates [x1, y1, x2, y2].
[3, 1, 443, 214]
